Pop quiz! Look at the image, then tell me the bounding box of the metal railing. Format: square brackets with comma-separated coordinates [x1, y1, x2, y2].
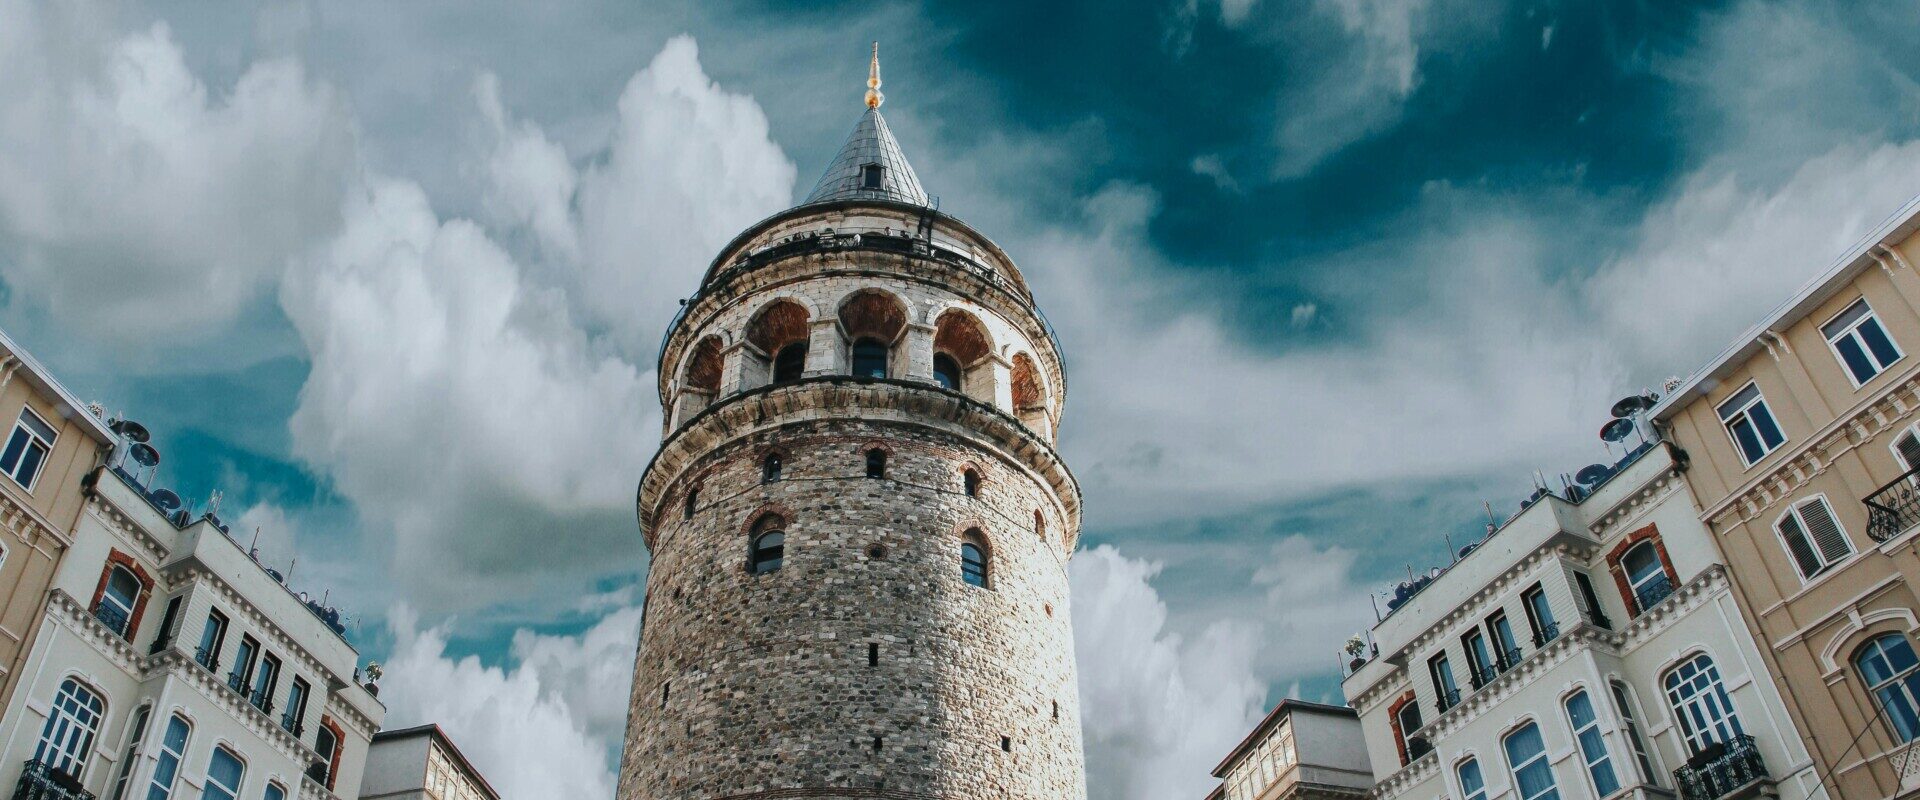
[1435, 688, 1461, 715]
[1469, 665, 1496, 690]
[193, 646, 219, 675]
[1531, 620, 1561, 647]
[12, 759, 94, 800]
[249, 688, 274, 715]
[1673, 735, 1767, 800]
[1587, 609, 1613, 631]
[1865, 465, 1920, 543]
[1406, 736, 1434, 762]
[89, 604, 128, 638]
[1495, 647, 1524, 674]
[1635, 574, 1676, 614]
[281, 711, 304, 737]
[226, 671, 247, 695]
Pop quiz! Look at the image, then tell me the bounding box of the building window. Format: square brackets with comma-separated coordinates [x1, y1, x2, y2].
[34, 678, 104, 780]
[1429, 653, 1459, 711]
[1717, 383, 1786, 466]
[1856, 634, 1920, 742]
[762, 452, 782, 483]
[749, 515, 786, 575]
[683, 486, 698, 520]
[314, 725, 340, 788]
[865, 449, 886, 479]
[0, 407, 57, 490]
[963, 469, 981, 498]
[1463, 629, 1496, 688]
[251, 652, 281, 713]
[146, 715, 191, 800]
[1392, 697, 1427, 764]
[196, 609, 228, 672]
[933, 353, 963, 391]
[1565, 690, 1621, 796]
[1621, 541, 1673, 614]
[1034, 510, 1046, 541]
[1522, 584, 1558, 645]
[1486, 611, 1520, 672]
[1572, 570, 1611, 629]
[1823, 299, 1902, 386]
[108, 706, 150, 800]
[203, 746, 245, 800]
[1610, 681, 1660, 786]
[1456, 758, 1488, 800]
[230, 635, 260, 695]
[94, 565, 141, 638]
[861, 163, 883, 189]
[1776, 496, 1853, 580]
[961, 533, 990, 588]
[265, 784, 287, 800]
[1895, 427, 1920, 471]
[1664, 653, 1745, 754]
[852, 338, 889, 379]
[1502, 722, 1560, 800]
[285, 677, 311, 735]
[773, 342, 807, 383]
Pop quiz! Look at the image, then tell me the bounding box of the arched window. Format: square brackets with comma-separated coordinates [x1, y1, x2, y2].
[34, 678, 104, 779]
[1856, 634, 1920, 742]
[773, 343, 807, 383]
[1664, 653, 1744, 754]
[1034, 510, 1046, 541]
[762, 453, 782, 483]
[1564, 690, 1620, 796]
[313, 725, 339, 787]
[108, 705, 151, 800]
[1501, 722, 1558, 800]
[265, 784, 287, 800]
[852, 338, 889, 379]
[933, 354, 963, 391]
[1456, 758, 1488, 800]
[95, 565, 141, 637]
[1621, 541, 1671, 613]
[749, 515, 786, 575]
[203, 746, 245, 800]
[963, 469, 981, 498]
[960, 531, 990, 588]
[145, 714, 191, 800]
[683, 486, 698, 520]
[865, 449, 886, 479]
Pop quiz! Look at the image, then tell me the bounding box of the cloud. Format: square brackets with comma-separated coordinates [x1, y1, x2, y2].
[1267, 0, 1435, 177]
[0, 0, 355, 347]
[1220, 0, 1260, 26]
[511, 606, 645, 749]
[473, 72, 580, 262]
[1248, 536, 1375, 681]
[1072, 545, 1266, 800]
[379, 607, 619, 800]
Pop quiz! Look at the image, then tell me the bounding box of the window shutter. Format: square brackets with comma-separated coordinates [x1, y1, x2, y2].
[1776, 513, 1825, 578]
[1799, 498, 1853, 564]
[1899, 432, 1920, 471]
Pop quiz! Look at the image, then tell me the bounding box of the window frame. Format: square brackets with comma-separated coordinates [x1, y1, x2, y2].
[1428, 652, 1459, 709]
[772, 342, 807, 384]
[1609, 680, 1661, 786]
[34, 678, 105, 780]
[1621, 540, 1672, 613]
[0, 406, 58, 491]
[1663, 653, 1745, 755]
[196, 609, 228, 672]
[932, 353, 963, 391]
[1855, 633, 1920, 743]
[1717, 382, 1787, 467]
[1486, 611, 1520, 671]
[1822, 298, 1904, 388]
[1455, 757, 1489, 800]
[202, 746, 245, 800]
[1563, 689, 1621, 797]
[1463, 629, 1495, 687]
[145, 714, 192, 800]
[1522, 584, 1557, 644]
[96, 564, 142, 638]
[864, 449, 886, 479]
[850, 337, 889, 379]
[748, 514, 786, 576]
[1773, 494, 1855, 582]
[108, 704, 151, 800]
[1501, 721, 1560, 800]
[960, 531, 990, 589]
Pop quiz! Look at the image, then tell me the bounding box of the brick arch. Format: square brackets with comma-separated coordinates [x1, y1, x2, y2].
[835, 288, 909, 343]
[90, 549, 154, 642]
[741, 503, 797, 537]
[745, 298, 813, 355]
[682, 336, 724, 393]
[1010, 352, 1047, 410]
[1607, 524, 1679, 616]
[1385, 689, 1418, 765]
[934, 308, 993, 366]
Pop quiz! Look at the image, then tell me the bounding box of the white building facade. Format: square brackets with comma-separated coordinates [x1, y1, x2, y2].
[0, 460, 383, 800]
[358, 725, 496, 800]
[1342, 441, 1822, 800]
[1206, 700, 1372, 800]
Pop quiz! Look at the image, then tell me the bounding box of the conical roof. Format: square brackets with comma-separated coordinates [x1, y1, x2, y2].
[802, 107, 929, 206]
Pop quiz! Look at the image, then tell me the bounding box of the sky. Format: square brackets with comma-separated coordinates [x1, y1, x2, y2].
[2, 0, 1918, 797]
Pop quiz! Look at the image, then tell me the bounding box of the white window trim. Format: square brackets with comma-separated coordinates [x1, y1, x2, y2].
[1717, 382, 1786, 467]
[1890, 423, 1920, 473]
[1453, 755, 1490, 800]
[3, 406, 57, 492]
[1562, 688, 1619, 798]
[1821, 298, 1904, 389]
[1501, 720, 1559, 800]
[1773, 493, 1857, 584]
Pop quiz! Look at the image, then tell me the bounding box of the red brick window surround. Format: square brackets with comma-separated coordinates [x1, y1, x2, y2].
[318, 717, 346, 790]
[1607, 524, 1679, 617]
[1386, 690, 1419, 766]
[88, 549, 153, 642]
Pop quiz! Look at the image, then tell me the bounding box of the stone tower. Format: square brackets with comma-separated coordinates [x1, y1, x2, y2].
[617, 47, 1086, 800]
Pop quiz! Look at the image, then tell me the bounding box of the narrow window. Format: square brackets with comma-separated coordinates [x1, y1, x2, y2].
[1611, 681, 1661, 786]
[872, 736, 884, 753]
[1895, 427, 1920, 471]
[684, 486, 698, 520]
[0, 407, 57, 490]
[749, 515, 786, 575]
[865, 449, 887, 479]
[1034, 510, 1046, 541]
[145, 715, 191, 800]
[1486, 612, 1519, 671]
[203, 746, 245, 800]
[1663, 654, 1745, 754]
[1717, 383, 1786, 466]
[230, 635, 260, 695]
[1522, 584, 1557, 645]
[285, 678, 310, 735]
[150, 595, 182, 654]
[852, 338, 889, 379]
[251, 652, 281, 713]
[1776, 496, 1854, 580]
[1565, 690, 1621, 796]
[762, 452, 783, 483]
[1573, 571, 1610, 629]
[1456, 758, 1488, 800]
[313, 726, 339, 787]
[1052, 700, 1060, 721]
[933, 353, 963, 391]
[1823, 299, 1903, 385]
[868, 643, 879, 667]
[196, 610, 228, 672]
[1394, 701, 1428, 762]
[963, 469, 981, 498]
[1428, 653, 1459, 711]
[773, 342, 807, 383]
[661, 681, 670, 709]
[961, 531, 990, 588]
[861, 163, 884, 190]
[108, 706, 151, 800]
[33, 678, 104, 781]
[1000, 735, 1012, 752]
[1502, 723, 1558, 800]
[1856, 634, 1920, 742]
[94, 565, 141, 638]
[1622, 541, 1673, 614]
[1463, 629, 1495, 688]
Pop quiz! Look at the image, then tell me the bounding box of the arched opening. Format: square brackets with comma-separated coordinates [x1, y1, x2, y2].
[774, 344, 808, 383]
[1857, 634, 1920, 742]
[960, 529, 990, 588]
[933, 354, 963, 391]
[963, 468, 981, 498]
[1663, 653, 1744, 755]
[1034, 510, 1046, 541]
[838, 290, 906, 379]
[934, 309, 992, 398]
[1011, 352, 1051, 436]
[745, 300, 811, 387]
[96, 565, 141, 637]
[672, 335, 727, 427]
[35, 678, 105, 781]
[749, 514, 787, 575]
[683, 485, 699, 521]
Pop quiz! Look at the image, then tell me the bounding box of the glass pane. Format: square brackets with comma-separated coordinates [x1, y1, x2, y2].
[1863, 318, 1902, 366]
[1751, 402, 1785, 448]
[1822, 301, 1872, 337]
[1718, 385, 1761, 420]
[1837, 336, 1878, 382]
[0, 428, 27, 473]
[17, 410, 55, 442]
[1624, 544, 1661, 584]
[1886, 636, 1920, 672]
[1567, 692, 1596, 727]
[1881, 684, 1920, 742]
[16, 441, 44, 485]
[1732, 419, 1765, 463]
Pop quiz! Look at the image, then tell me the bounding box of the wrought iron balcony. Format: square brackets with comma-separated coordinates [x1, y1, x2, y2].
[1865, 466, 1920, 543]
[281, 710, 304, 737]
[1531, 620, 1561, 647]
[89, 603, 129, 638]
[225, 671, 247, 695]
[12, 759, 95, 800]
[193, 647, 219, 675]
[1673, 735, 1768, 800]
[1635, 573, 1676, 614]
[1494, 647, 1524, 674]
[1586, 609, 1613, 631]
[305, 761, 329, 786]
[249, 688, 274, 715]
[1435, 688, 1461, 715]
[1469, 666, 1496, 690]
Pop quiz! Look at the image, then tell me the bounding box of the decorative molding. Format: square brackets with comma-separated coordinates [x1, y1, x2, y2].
[85, 493, 169, 563]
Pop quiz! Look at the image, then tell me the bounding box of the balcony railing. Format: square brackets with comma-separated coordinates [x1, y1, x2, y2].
[1586, 609, 1613, 631]
[1406, 736, 1434, 762]
[1865, 465, 1920, 543]
[1494, 647, 1524, 674]
[226, 671, 247, 695]
[12, 759, 95, 800]
[249, 688, 274, 716]
[1635, 573, 1676, 614]
[304, 762, 329, 787]
[1673, 735, 1768, 800]
[89, 604, 129, 638]
[1531, 620, 1561, 647]
[281, 710, 305, 737]
[1469, 665, 1496, 690]
[193, 646, 219, 675]
[1435, 688, 1461, 715]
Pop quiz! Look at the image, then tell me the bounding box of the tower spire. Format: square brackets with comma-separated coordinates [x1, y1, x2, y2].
[865, 42, 884, 109]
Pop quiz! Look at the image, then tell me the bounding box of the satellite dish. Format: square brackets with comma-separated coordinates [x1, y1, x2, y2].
[148, 489, 182, 512]
[1600, 418, 1636, 444]
[128, 443, 160, 467]
[109, 419, 150, 443]
[1575, 464, 1613, 485]
[1611, 393, 1658, 418]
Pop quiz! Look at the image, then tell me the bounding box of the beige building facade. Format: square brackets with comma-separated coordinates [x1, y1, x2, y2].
[0, 329, 115, 714]
[1654, 196, 1920, 798]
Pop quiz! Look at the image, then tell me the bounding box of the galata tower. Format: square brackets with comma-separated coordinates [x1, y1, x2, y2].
[617, 46, 1086, 800]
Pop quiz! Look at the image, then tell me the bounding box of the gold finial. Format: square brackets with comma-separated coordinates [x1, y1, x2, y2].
[865, 42, 884, 109]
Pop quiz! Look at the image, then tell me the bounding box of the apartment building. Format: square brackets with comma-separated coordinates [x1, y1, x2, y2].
[1203, 699, 1370, 800]
[0, 450, 384, 800]
[1340, 436, 1818, 800]
[0, 330, 116, 715]
[1652, 196, 1920, 798]
[358, 725, 497, 800]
